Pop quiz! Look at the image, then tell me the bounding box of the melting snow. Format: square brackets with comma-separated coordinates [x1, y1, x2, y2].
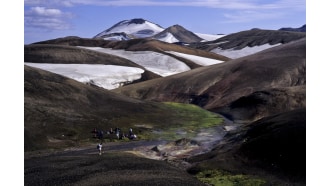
[78, 47, 191, 76]
[211, 43, 282, 59]
[24, 63, 144, 90]
[165, 51, 224, 66]
[195, 33, 226, 42]
[156, 32, 179, 43]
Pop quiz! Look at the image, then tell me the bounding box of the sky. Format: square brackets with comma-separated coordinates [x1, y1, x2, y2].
[24, 0, 306, 44]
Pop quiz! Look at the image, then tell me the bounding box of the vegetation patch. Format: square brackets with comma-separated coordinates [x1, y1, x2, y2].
[143, 102, 224, 140]
[196, 169, 266, 186]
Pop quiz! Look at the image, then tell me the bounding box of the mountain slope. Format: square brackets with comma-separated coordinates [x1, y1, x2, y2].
[29, 36, 230, 69]
[153, 24, 203, 43]
[112, 38, 306, 123]
[189, 29, 306, 59]
[105, 38, 231, 62]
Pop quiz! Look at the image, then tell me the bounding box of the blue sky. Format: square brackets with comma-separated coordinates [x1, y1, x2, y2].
[24, 0, 306, 44]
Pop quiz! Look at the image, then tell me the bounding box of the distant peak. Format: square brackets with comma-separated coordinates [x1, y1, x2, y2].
[170, 24, 183, 28]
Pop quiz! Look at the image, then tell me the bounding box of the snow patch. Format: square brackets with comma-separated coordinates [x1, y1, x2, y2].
[211, 43, 282, 59]
[24, 63, 144, 90]
[78, 47, 191, 76]
[195, 33, 226, 42]
[156, 32, 179, 43]
[165, 51, 224, 66]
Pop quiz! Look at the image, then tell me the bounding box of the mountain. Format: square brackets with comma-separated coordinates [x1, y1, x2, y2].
[112, 38, 306, 123]
[153, 24, 203, 43]
[279, 24, 306, 32]
[93, 18, 221, 43]
[189, 29, 306, 59]
[94, 18, 164, 40]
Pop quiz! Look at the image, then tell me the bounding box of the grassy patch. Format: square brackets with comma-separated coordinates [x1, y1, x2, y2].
[196, 169, 266, 186]
[142, 102, 224, 140]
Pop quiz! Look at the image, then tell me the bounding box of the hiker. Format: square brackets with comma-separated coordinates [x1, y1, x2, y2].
[97, 142, 103, 155]
[127, 128, 137, 140]
[115, 127, 120, 139]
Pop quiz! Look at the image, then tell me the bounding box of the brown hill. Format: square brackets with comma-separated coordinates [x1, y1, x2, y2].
[112, 38, 306, 123]
[187, 108, 306, 185]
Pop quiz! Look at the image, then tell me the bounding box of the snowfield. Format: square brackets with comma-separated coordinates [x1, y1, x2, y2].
[24, 63, 144, 90]
[78, 47, 191, 76]
[195, 33, 226, 42]
[156, 32, 179, 43]
[165, 51, 224, 66]
[211, 43, 281, 59]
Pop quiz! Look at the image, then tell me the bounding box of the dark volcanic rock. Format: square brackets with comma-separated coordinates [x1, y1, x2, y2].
[188, 108, 306, 185]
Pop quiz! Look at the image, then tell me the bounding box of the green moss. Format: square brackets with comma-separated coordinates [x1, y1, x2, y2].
[196, 169, 266, 186]
[143, 102, 224, 140]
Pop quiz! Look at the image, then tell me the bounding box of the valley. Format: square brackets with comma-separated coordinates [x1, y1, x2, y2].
[24, 18, 306, 186]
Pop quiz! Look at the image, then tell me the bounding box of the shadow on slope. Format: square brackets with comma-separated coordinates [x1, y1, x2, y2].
[212, 86, 306, 123]
[187, 108, 306, 185]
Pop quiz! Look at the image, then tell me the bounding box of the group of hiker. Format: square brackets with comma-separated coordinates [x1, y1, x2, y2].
[94, 127, 137, 155]
[92, 127, 137, 141]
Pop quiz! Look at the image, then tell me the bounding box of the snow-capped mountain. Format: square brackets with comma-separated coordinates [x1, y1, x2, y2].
[94, 18, 164, 40]
[93, 18, 223, 43]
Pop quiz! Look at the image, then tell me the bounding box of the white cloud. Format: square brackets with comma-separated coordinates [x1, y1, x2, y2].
[25, 6, 73, 30]
[30, 6, 62, 16]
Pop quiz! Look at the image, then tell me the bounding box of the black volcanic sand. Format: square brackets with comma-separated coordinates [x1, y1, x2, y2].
[25, 142, 206, 186]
